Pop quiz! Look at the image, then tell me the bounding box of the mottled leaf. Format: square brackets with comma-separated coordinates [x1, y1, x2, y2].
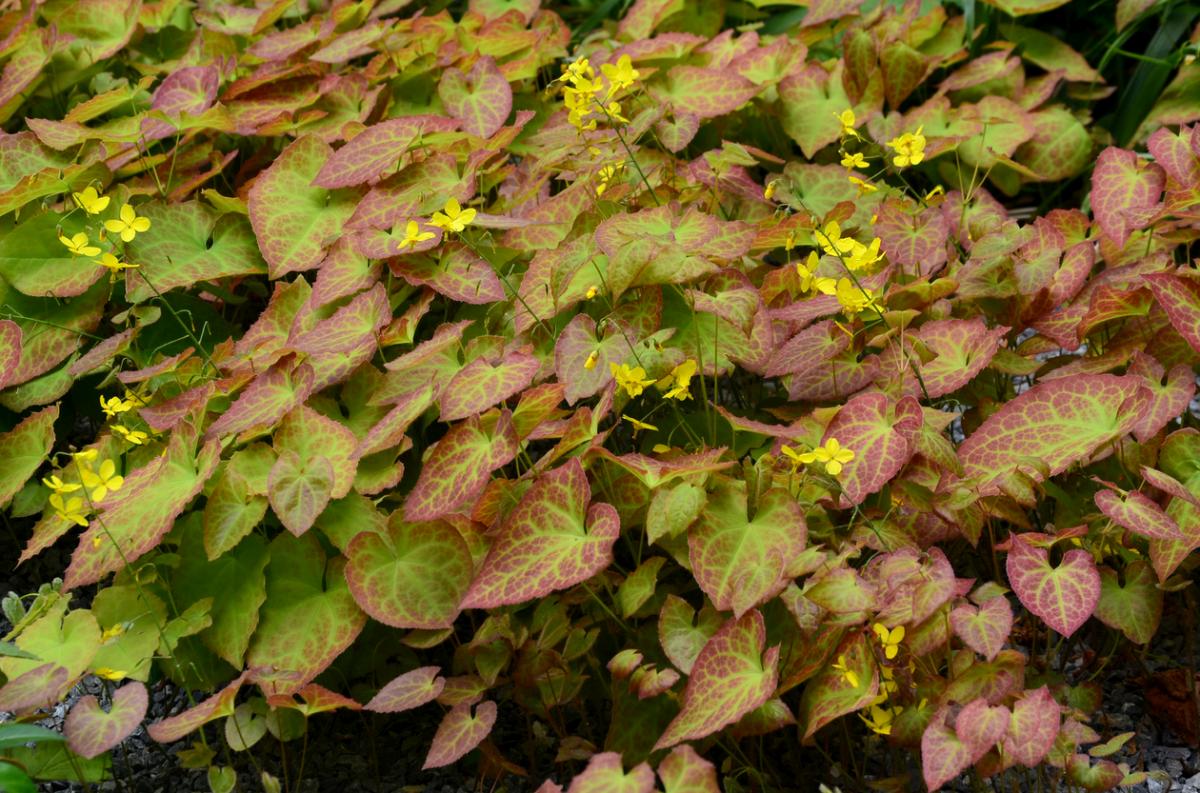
[1006, 534, 1100, 638]
[65, 682, 148, 759]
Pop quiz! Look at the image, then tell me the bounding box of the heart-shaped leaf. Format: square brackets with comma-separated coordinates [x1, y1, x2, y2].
[65, 682, 148, 759]
[567, 752, 655, 793]
[955, 698, 1010, 765]
[422, 701, 497, 770]
[1006, 534, 1100, 638]
[950, 595, 1013, 661]
[437, 57, 512, 138]
[366, 666, 445, 713]
[1094, 561, 1162, 644]
[1001, 686, 1060, 767]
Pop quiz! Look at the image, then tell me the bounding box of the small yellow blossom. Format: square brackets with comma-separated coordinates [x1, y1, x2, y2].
[50, 493, 88, 527]
[796, 252, 837, 295]
[96, 252, 139, 279]
[600, 54, 640, 97]
[622, 414, 658, 435]
[42, 475, 80, 495]
[873, 623, 905, 660]
[845, 238, 884, 271]
[848, 176, 878, 195]
[81, 458, 124, 502]
[924, 185, 945, 202]
[72, 186, 110, 215]
[834, 109, 859, 139]
[780, 444, 806, 471]
[817, 221, 857, 258]
[100, 395, 132, 418]
[430, 198, 476, 234]
[595, 162, 623, 196]
[840, 151, 868, 170]
[584, 350, 599, 370]
[73, 448, 98, 463]
[100, 623, 126, 643]
[93, 667, 128, 681]
[59, 232, 101, 257]
[396, 220, 436, 250]
[610, 362, 655, 398]
[886, 126, 926, 168]
[652, 443, 671, 453]
[784, 230, 797, 251]
[860, 705, 898, 735]
[834, 278, 884, 318]
[663, 359, 697, 401]
[806, 437, 856, 476]
[104, 203, 151, 242]
[585, 285, 599, 299]
[112, 424, 149, 445]
[604, 101, 628, 124]
[764, 179, 778, 200]
[832, 654, 859, 688]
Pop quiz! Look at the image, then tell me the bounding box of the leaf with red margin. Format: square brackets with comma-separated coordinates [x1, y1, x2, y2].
[1001, 686, 1060, 767]
[912, 319, 1008, 398]
[346, 513, 473, 629]
[265, 684, 362, 716]
[348, 153, 467, 231]
[462, 458, 619, 609]
[950, 596, 1012, 661]
[958, 374, 1146, 495]
[65, 428, 221, 590]
[268, 450, 334, 537]
[568, 752, 656, 793]
[1067, 755, 1125, 791]
[0, 403, 57, 507]
[0, 318, 19, 389]
[651, 66, 758, 120]
[422, 700, 497, 770]
[875, 199, 949, 275]
[389, 244, 505, 305]
[274, 404, 359, 499]
[438, 57, 512, 138]
[654, 610, 779, 750]
[312, 238, 380, 306]
[356, 384, 435, 458]
[366, 666, 446, 713]
[1141, 465, 1200, 509]
[1090, 146, 1164, 248]
[658, 595, 722, 675]
[657, 744, 719, 793]
[0, 664, 71, 712]
[779, 61, 856, 159]
[206, 359, 316, 441]
[439, 349, 539, 422]
[246, 532, 366, 695]
[1148, 126, 1200, 188]
[590, 448, 733, 490]
[796, 631, 877, 740]
[764, 320, 847, 378]
[555, 315, 635, 405]
[922, 706, 972, 791]
[1094, 560, 1162, 644]
[404, 409, 519, 521]
[65, 681, 148, 759]
[688, 483, 807, 617]
[141, 65, 219, 140]
[1006, 534, 1100, 638]
[1146, 272, 1200, 356]
[1128, 352, 1196, 442]
[822, 393, 921, 507]
[147, 672, 248, 742]
[956, 698, 1011, 764]
[248, 135, 360, 278]
[1094, 489, 1183, 541]
[289, 283, 390, 362]
[313, 116, 459, 188]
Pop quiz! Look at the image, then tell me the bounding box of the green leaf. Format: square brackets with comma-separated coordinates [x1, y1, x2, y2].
[0, 211, 105, 298]
[0, 598, 99, 684]
[658, 594, 723, 676]
[0, 724, 65, 749]
[0, 404, 57, 508]
[0, 761, 35, 793]
[1094, 561, 1162, 644]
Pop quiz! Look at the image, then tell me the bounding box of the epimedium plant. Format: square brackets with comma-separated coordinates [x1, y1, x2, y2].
[1, 0, 1199, 790]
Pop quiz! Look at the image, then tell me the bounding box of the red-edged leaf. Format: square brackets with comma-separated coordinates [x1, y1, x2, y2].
[404, 410, 519, 521]
[346, 514, 473, 629]
[265, 684, 363, 717]
[1148, 126, 1200, 188]
[147, 672, 248, 742]
[438, 57, 512, 138]
[658, 595, 722, 675]
[657, 744, 719, 793]
[462, 459, 620, 608]
[1001, 686, 1060, 767]
[439, 349, 539, 421]
[313, 115, 459, 188]
[1146, 272, 1200, 356]
[956, 698, 1010, 765]
[822, 393, 921, 507]
[911, 319, 1008, 398]
[688, 484, 807, 617]
[65, 682, 148, 759]
[1090, 146, 1164, 248]
[653, 610, 779, 750]
[389, 244, 505, 305]
[366, 666, 445, 713]
[1094, 488, 1183, 541]
[796, 631, 877, 741]
[875, 199, 949, 275]
[0, 319, 20, 390]
[0, 664, 71, 712]
[0, 403, 57, 507]
[268, 450, 334, 537]
[1006, 534, 1100, 638]
[950, 596, 1012, 661]
[422, 700, 497, 770]
[206, 359, 316, 441]
[651, 66, 758, 120]
[567, 752, 655, 793]
[922, 706, 972, 791]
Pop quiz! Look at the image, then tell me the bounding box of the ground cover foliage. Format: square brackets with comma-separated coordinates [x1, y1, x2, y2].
[3, 0, 1200, 789]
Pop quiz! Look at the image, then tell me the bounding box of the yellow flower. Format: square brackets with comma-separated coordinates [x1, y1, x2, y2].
[604, 101, 628, 124]
[601, 55, 640, 95]
[595, 162, 623, 196]
[42, 475, 81, 495]
[832, 654, 859, 688]
[764, 179, 778, 200]
[96, 252, 139, 279]
[817, 221, 857, 258]
[835, 278, 884, 318]
[73, 449, 98, 463]
[610, 362, 655, 398]
[834, 108, 859, 138]
[81, 458, 123, 502]
[622, 414, 658, 435]
[780, 444, 806, 471]
[808, 437, 856, 476]
[585, 285, 599, 299]
[583, 350, 599, 370]
[104, 203, 151, 242]
[100, 623, 126, 643]
[59, 232, 101, 257]
[396, 220, 436, 250]
[112, 424, 149, 445]
[558, 56, 595, 85]
[49, 493, 88, 527]
[848, 176, 878, 195]
[886, 126, 926, 168]
[663, 359, 697, 401]
[924, 185, 945, 202]
[860, 705, 897, 735]
[796, 252, 837, 295]
[845, 238, 884, 271]
[430, 198, 476, 234]
[840, 151, 868, 170]
[784, 230, 797, 251]
[873, 623, 905, 660]
[100, 395, 132, 418]
[651, 443, 671, 454]
[93, 667, 128, 681]
[72, 186, 110, 215]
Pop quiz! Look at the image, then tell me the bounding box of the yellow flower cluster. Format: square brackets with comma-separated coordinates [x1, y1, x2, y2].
[395, 198, 477, 250]
[886, 126, 926, 168]
[860, 623, 919, 736]
[558, 55, 638, 132]
[59, 187, 147, 281]
[595, 161, 625, 197]
[44, 449, 126, 528]
[817, 221, 884, 272]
